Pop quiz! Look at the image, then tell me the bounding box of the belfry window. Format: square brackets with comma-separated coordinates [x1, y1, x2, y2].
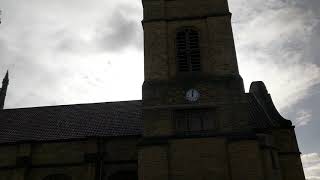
[176, 28, 201, 72]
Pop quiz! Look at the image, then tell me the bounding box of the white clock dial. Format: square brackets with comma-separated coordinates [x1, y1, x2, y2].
[185, 89, 200, 102]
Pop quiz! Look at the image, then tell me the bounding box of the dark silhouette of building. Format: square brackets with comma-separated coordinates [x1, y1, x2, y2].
[0, 70, 8, 110]
[0, 0, 306, 180]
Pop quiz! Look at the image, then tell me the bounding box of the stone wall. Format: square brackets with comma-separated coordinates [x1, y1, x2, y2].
[0, 137, 139, 180]
[138, 136, 288, 180]
[143, 16, 239, 81]
[273, 128, 306, 180]
[142, 0, 229, 20]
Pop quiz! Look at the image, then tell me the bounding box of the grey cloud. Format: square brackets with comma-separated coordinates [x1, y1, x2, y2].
[53, 29, 93, 54]
[295, 110, 312, 127]
[293, 0, 320, 12]
[231, 0, 320, 66]
[230, 0, 320, 111]
[95, 7, 143, 52]
[302, 153, 320, 180]
[50, 3, 144, 54]
[284, 85, 320, 153]
[304, 23, 320, 66]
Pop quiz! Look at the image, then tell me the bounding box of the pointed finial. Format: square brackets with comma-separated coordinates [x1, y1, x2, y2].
[3, 70, 9, 84]
[5, 70, 8, 79]
[0, 70, 9, 109]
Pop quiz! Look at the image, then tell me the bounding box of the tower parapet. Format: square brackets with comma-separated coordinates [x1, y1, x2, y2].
[142, 0, 230, 22]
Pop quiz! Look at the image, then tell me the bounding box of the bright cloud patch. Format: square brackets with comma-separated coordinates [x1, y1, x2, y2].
[230, 0, 320, 117]
[0, 0, 143, 108]
[295, 110, 313, 127]
[302, 153, 320, 180]
[239, 56, 320, 113]
[0, 0, 319, 119]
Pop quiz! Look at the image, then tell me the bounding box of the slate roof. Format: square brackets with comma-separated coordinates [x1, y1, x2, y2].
[247, 93, 281, 129]
[248, 81, 292, 129]
[0, 100, 143, 143]
[0, 89, 291, 144]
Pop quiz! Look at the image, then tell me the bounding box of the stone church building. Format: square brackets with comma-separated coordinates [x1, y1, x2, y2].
[0, 0, 306, 180]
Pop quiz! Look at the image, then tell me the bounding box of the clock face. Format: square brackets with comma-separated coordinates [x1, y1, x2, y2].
[185, 89, 200, 102]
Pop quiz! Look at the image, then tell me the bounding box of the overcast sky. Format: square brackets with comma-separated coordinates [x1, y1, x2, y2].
[0, 0, 319, 179]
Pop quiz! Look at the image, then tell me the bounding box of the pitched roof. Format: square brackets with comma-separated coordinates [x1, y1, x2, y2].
[0, 100, 143, 143]
[247, 93, 280, 129]
[0, 84, 292, 144]
[248, 81, 292, 129]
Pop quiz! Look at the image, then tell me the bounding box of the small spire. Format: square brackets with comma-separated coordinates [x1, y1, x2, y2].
[0, 70, 9, 109]
[2, 70, 9, 84]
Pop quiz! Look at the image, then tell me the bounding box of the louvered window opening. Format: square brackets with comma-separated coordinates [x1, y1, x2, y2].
[175, 109, 214, 133]
[176, 28, 201, 72]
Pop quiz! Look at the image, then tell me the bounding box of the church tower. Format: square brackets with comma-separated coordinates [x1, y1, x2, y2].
[139, 0, 305, 180]
[141, 0, 249, 136]
[0, 71, 9, 109]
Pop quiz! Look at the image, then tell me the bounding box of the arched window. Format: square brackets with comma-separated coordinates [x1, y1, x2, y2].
[43, 174, 72, 180]
[176, 28, 201, 72]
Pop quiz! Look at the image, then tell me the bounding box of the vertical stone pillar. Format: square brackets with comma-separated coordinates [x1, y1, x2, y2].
[85, 138, 98, 180]
[228, 140, 264, 180]
[14, 143, 32, 180]
[273, 128, 305, 180]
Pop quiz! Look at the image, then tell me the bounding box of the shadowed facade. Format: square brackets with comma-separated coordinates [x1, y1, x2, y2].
[0, 0, 305, 180]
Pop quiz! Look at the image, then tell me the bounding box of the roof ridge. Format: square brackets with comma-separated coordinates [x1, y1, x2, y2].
[1, 100, 142, 111]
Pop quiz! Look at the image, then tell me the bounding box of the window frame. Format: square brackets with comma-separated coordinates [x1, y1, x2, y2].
[175, 27, 201, 73]
[173, 109, 216, 135]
